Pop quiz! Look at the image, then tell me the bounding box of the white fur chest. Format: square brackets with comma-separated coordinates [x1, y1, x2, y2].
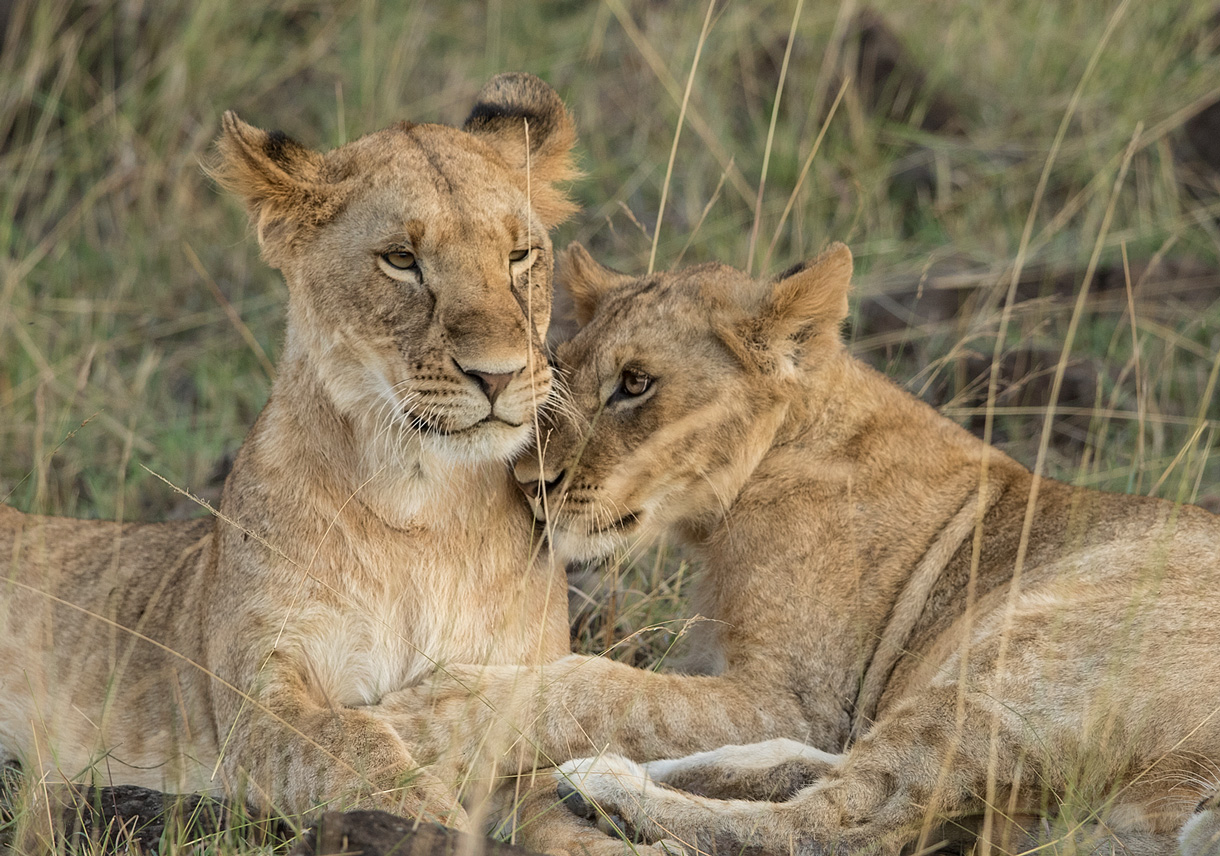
[285, 498, 553, 708]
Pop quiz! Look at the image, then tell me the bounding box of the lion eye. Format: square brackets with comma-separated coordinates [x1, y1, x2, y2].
[509, 248, 530, 263]
[382, 250, 417, 270]
[619, 369, 652, 397]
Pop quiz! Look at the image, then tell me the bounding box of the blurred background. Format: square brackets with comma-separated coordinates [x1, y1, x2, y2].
[2, 0, 1218, 657]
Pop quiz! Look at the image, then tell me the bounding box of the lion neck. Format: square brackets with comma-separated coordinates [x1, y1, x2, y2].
[788, 351, 1016, 541]
[247, 330, 516, 531]
[699, 350, 1025, 726]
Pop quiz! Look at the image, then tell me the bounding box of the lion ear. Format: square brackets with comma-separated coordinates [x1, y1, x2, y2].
[726, 243, 852, 373]
[463, 73, 579, 228]
[212, 112, 334, 264]
[556, 243, 634, 327]
[759, 242, 852, 346]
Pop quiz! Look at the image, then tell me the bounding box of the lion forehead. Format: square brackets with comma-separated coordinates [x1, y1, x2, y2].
[561, 288, 732, 377]
[330, 164, 538, 265]
[328, 123, 529, 202]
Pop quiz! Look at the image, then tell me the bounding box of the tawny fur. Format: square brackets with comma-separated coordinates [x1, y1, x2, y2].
[403, 243, 1220, 854]
[0, 73, 579, 827]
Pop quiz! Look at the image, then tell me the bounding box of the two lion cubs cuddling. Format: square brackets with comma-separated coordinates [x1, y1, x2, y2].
[4, 71, 1220, 856]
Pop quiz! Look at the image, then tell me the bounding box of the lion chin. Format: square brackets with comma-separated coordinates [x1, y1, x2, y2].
[416, 416, 536, 465]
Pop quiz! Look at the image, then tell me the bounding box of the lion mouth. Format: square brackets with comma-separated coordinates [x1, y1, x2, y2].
[594, 511, 640, 534]
[528, 497, 640, 536]
[538, 509, 645, 563]
[480, 414, 524, 429]
[553, 510, 638, 536]
[405, 411, 521, 436]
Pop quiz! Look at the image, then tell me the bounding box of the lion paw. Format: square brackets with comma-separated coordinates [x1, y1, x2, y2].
[556, 756, 660, 842]
[558, 756, 653, 807]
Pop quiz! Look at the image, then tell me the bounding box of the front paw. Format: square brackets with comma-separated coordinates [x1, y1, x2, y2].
[384, 669, 502, 754]
[556, 757, 663, 840]
[558, 756, 652, 799]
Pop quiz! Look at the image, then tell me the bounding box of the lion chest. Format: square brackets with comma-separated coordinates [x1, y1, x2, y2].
[286, 524, 553, 708]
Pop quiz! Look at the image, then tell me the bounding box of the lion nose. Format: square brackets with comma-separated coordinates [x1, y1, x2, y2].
[513, 454, 566, 502]
[461, 366, 518, 405]
[518, 470, 566, 502]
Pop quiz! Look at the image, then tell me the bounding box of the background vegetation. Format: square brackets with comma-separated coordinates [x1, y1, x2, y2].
[1, 0, 1219, 843]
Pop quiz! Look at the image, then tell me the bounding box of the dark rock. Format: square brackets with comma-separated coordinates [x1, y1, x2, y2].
[0, 768, 293, 854]
[291, 811, 540, 856]
[56, 784, 292, 853]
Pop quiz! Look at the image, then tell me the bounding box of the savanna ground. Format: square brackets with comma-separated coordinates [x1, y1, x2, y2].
[2, 0, 1219, 852]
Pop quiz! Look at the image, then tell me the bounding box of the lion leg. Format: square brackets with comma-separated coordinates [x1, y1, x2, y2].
[642, 739, 841, 801]
[555, 751, 963, 856]
[232, 700, 466, 825]
[556, 755, 795, 855]
[557, 683, 1202, 856]
[217, 657, 467, 827]
[502, 769, 674, 856]
[555, 689, 1044, 856]
[397, 655, 817, 777]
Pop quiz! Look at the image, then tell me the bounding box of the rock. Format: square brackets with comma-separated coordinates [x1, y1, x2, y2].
[291, 811, 540, 856]
[0, 769, 291, 854]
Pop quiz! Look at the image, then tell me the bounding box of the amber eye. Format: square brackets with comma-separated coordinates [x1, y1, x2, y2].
[382, 250, 417, 270]
[620, 368, 652, 397]
[509, 248, 531, 263]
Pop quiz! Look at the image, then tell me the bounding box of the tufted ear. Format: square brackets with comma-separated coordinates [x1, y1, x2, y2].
[727, 243, 853, 372]
[463, 73, 579, 228]
[211, 112, 340, 266]
[556, 243, 635, 327]
[762, 242, 853, 342]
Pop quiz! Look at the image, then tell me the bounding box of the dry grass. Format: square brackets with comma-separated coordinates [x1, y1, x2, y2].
[1, 0, 1219, 851]
[2, 0, 1216, 518]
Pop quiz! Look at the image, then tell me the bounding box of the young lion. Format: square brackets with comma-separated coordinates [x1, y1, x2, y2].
[0, 73, 577, 827]
[407, 243, 1220, 854]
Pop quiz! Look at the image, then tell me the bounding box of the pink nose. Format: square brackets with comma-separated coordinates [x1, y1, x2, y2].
[466, 369, 516, 405]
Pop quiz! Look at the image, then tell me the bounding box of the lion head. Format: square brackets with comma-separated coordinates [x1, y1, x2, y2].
[213, 74, 578, 466]
[515, 243, 853, 560]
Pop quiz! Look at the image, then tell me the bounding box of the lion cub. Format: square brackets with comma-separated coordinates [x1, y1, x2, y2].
[0, 73, 577, 826]
[411, 243, 1220, 854]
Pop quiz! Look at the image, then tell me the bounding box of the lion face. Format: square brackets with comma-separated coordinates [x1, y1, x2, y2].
[515, 244, 853, 561]
[283, 125, 560, 464]
[215, 74, 578, 464]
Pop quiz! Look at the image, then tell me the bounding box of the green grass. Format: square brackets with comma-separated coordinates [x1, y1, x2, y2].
[3, 0, 1217, 520]
[2, 0, 1219, 850]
